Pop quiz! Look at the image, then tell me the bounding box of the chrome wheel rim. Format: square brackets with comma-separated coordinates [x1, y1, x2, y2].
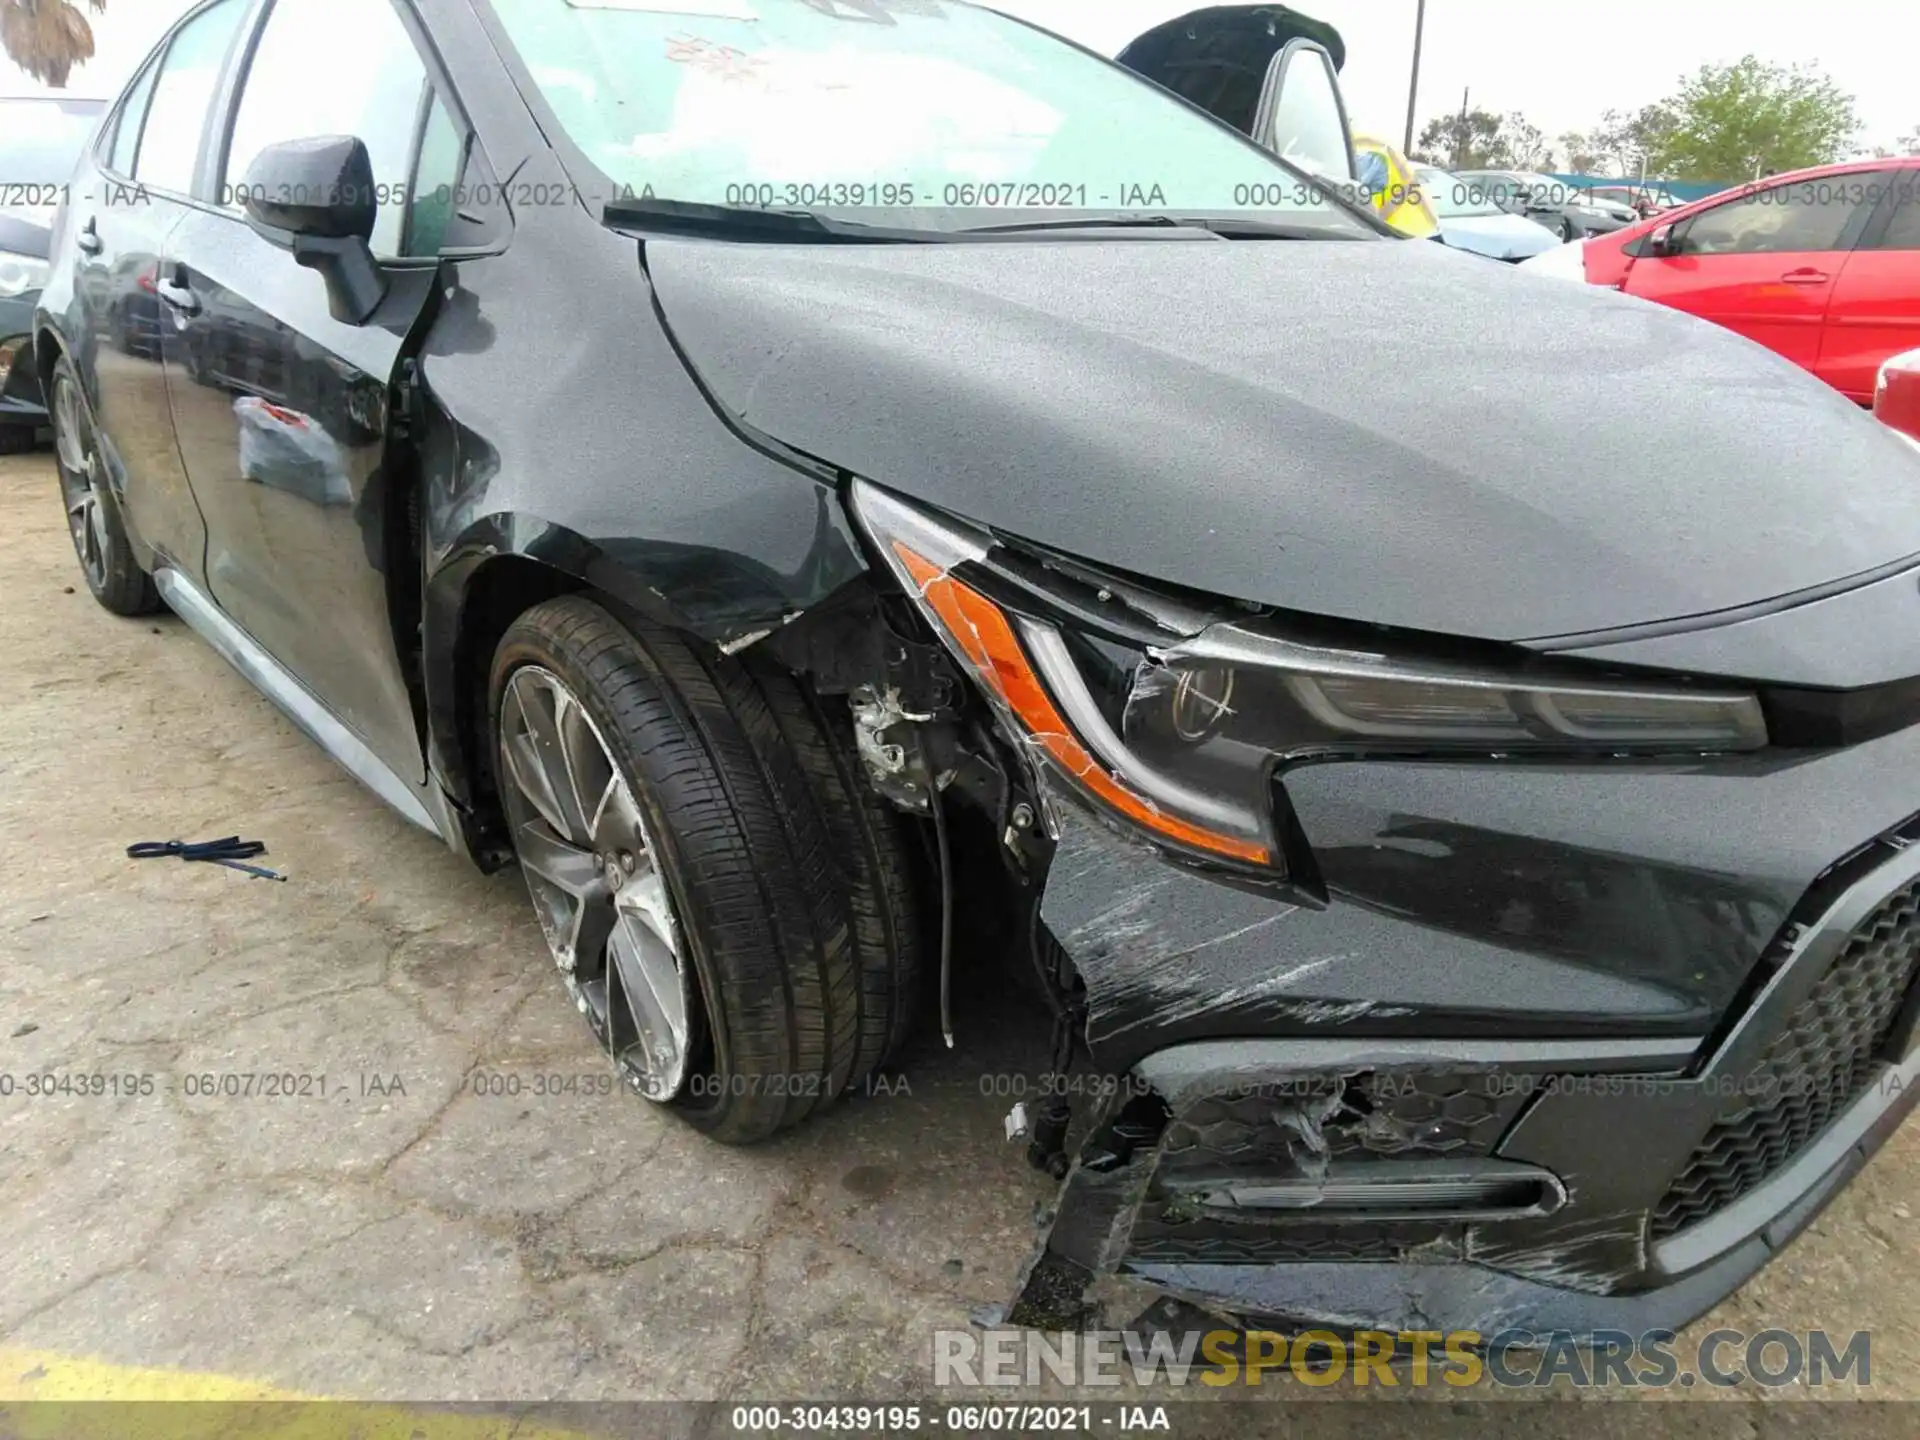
[52, 376, 108, 590]
[498, 665, 693, 1100]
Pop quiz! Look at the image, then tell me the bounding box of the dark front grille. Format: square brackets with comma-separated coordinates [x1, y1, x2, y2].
[1652, 878, 1920, 1239]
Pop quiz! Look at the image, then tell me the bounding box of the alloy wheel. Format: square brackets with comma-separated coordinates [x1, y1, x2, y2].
[52, 375, 110, 592]
[497, 664, 694, 1100]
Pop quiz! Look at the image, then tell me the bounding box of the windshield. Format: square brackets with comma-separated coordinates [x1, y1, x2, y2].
[1416, 168, 1505, 219]
[483, 0, 1371, 237]
[0, 99, 105, 200]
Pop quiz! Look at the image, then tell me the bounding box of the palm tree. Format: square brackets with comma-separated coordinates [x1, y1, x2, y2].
[1, 0, 104, 88]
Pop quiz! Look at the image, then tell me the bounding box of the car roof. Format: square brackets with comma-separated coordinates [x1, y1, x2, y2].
[1679, 154, 1920, 207]
[1756, 155, 1920, 180]
[1600, 153, 1920, 241]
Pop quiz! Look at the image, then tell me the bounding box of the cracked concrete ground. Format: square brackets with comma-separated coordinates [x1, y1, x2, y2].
[3, 449, 1919, 1411]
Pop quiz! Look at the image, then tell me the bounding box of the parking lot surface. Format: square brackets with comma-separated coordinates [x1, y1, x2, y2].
[3, 449, 1919, 1411]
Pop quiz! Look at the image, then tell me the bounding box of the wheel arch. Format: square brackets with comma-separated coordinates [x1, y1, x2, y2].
[426, 509, 878, 867]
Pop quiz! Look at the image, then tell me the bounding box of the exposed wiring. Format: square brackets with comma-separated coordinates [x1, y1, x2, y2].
[1025, 894, 1069, 1024]
[919, 731, 955, 1049]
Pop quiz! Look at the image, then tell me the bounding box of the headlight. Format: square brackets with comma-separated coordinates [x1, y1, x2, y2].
[851, 480, 1767, 871]
[0, 250, 51, 299]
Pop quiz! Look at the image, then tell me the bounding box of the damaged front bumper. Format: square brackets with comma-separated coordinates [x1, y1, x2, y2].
[1013, 726, 1920, 1335]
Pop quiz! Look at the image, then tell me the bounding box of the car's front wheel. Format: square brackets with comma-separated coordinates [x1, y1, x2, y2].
[489, 596, 922, 1143]
[47, 357, 159, 616]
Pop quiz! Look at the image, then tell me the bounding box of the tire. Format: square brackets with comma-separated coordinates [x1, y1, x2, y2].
[489, 595, 922, 1144]
[750, 668, 924, 1077]
[47, 356, 159, 616]
[0, 424, 38, 455]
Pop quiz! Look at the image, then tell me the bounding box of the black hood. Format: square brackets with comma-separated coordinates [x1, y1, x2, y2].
[1115, 5, 1342, 138]
[645, 235, 1920, 643]
[1117, 5, 1344, 76]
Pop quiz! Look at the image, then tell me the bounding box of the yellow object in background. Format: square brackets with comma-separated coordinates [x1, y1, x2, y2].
[1351, 132, 1441, 239]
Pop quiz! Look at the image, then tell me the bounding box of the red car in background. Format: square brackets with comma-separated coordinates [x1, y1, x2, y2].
[1523, 157, 1920, 404]
[1879, 348, 1920, 442]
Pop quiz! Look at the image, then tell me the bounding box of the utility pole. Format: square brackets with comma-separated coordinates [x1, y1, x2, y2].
[1402, 0, 1428, 156]
[1453, 86, 1469, 169]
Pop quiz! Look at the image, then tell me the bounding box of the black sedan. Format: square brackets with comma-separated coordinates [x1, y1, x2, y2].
[0, 95, 105, 451]
[31, 0, 1920, 1340]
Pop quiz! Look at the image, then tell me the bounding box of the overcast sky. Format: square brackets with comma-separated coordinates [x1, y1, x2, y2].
[5, 0, 1915, 151]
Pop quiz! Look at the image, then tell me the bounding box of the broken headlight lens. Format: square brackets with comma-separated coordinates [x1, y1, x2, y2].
[849, 480, 1768, 871]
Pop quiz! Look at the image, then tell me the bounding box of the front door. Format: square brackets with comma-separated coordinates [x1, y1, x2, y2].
[1817, 171, 1920, 403]
[158, 0, 464, 783]
[1623, 175, 1882, 376]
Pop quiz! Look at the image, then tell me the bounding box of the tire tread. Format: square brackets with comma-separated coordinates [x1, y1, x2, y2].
[491, 595, 917, 1143]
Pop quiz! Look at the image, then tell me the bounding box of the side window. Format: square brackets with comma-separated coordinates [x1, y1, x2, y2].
[1679, 181, 1871, 257]
[1870, 176, 1920, 251]
[106, 59, 161, 178]
[223, 0, 429, 257]
[133, 0, 248, 195]
[403, 92, 467, 258]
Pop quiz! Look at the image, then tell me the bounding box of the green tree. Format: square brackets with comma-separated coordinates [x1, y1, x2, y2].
[1499, 112, 1551, 169]
[1415, 109, 1548, 170]
[1657, 56, 1858, 180]
[1593, 102, 1679, 176]
[0, 0, 102, 87]
[1418, 108, 1504, 169]
[1558, 131, 1604, 174]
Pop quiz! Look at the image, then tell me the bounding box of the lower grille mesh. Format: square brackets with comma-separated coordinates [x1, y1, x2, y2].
[1651, 877, 1920, 1239]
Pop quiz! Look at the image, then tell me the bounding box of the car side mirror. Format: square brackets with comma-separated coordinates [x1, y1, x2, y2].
[239, 135, 388, 326]
[1646, 222, 1679, 258]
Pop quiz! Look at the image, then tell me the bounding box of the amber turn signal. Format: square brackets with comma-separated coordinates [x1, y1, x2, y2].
[893, 543, 1271, 866]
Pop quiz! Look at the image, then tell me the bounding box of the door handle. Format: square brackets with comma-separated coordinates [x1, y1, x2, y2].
[75, 219, 102, 256]
[154, 278, 201, 315]
[1781, 268, 1830, 285]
